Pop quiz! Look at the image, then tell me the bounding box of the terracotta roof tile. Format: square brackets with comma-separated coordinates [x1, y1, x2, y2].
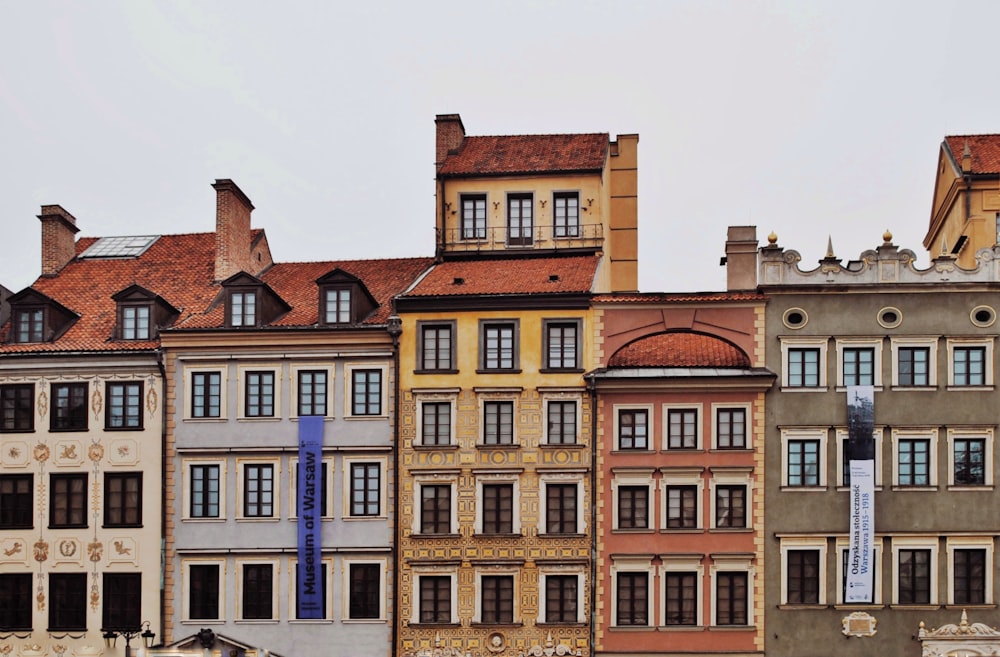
[944, 135, 1000, 175]
[438, 134, 609, 177]
[608, 331, 751, 368]
[594, 291, 765, 303]
[402, 255, 599, 297]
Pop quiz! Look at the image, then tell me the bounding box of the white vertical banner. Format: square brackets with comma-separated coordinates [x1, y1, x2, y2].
[845, 386, 875, 603]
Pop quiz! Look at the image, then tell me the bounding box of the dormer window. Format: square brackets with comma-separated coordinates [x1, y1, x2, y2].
[111, 285, 178, 341]
[120, 305, 151, 340]
[15, 308, 44, 343]
[230, 290, 258, 327]
[220, 273, 289, 330]
[324, 288, 351, 324]
[316, 269, 377, 327]
[6, 289, 78, 345]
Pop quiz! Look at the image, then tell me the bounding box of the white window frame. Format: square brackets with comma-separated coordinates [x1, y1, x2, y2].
[542, 393, 582, 445]
[290, 364, 334, 419]
[660, 467, 704, 530]
[613, 403, 654, 451]
[890, 536, 938, 605]
[611, 468, 655, 531]
[709, 555, 754, 627]
[538, 472, 586, 536]
[537, 567, 585, 624]
[709, 467, 753, 530]
[181, 558, 226, 621]
[289, 556, 334, 621]
[779, 537, 827, 606]
[236, 558, 280, 621]
[289, 456, 334, 520]
[780, 428, 828, 490]
[344, 363, 389, 419]
[945, 536, 994, 605]
[780, 337, 829, 391]
[415, 392, 458, 447]
[237, 458, 281, 521]
[412, 473, 459, 536]
[835, 338, 884, 390]
[473, 567, 520, 624]
[659, 555, 704, 627]
[889, 337, 938, 388]
[411, 568, 458, 625]
[947, 428, 994, 488]
[342, 456, 387, 519]
[342, 557, 388, 622]
[183, 366, 228, 420]
[890, 428, 938, 489]
[236, 365, 281, 420]
[835, 428, 884, 491]
[946, 338, 994, 389]
[182, 458, 227, 521]
[610, 556, 654, 628]
[474, 471, 521, 535]
[710, 402, 751, 450]
[834, 537, 883, 605]
[662, 403, 703, 450]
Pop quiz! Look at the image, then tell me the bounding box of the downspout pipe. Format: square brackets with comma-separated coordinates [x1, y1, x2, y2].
[156, 348, 167, 646]
[386, 311, 403, 657]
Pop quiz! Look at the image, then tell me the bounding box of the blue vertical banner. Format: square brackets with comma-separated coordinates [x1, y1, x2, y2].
[845, 386, 875, 603]
[297, 415, 324, 619]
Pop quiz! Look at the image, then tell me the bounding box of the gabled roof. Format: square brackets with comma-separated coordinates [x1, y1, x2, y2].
[943, 135, 1000, 175]
[400, 254, 599, 298]
[608, 331, 751, 368]
[438, 133, 609, 177]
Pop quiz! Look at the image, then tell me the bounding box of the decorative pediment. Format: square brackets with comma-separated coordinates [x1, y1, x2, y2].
[918, 610, 1000, 657]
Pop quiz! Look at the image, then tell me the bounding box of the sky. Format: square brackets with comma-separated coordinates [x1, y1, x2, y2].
[3, 0, 1000, 294]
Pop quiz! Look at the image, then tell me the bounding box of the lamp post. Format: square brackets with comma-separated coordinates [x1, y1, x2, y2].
[102, 621, 155, 657]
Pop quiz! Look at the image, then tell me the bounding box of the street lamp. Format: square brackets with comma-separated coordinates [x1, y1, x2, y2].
[102, 621, 155, 657]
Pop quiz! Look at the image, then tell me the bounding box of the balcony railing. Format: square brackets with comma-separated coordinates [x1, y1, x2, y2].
[441, 223, 604, 254]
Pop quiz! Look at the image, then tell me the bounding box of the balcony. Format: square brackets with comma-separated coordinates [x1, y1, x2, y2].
[440, 223, 604, 255]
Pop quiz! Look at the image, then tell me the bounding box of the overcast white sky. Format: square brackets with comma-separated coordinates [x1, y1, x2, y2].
[3, 1, 999, 294]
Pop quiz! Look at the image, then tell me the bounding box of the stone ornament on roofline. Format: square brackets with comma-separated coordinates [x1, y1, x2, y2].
[917, 609, 1000, 657]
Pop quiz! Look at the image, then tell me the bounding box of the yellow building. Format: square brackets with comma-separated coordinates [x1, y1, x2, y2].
[394, 115, 637, 657]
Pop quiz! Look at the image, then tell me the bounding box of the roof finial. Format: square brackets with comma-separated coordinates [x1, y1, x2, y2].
[826, 235, 836, 259]
[883, 229, 892, 244]
[767, 231, 778, 245]
[941, 237, 949, 256]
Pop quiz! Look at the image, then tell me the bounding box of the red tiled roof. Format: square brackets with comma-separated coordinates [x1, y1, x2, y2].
[944, 135, 1000, 175]
[594, 292, 765, 303]
[402, 255, 599, 297]
[608, 331, 750, 368]
[438, 134, 609, 177]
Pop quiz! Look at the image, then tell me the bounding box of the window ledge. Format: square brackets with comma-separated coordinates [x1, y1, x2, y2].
[835, 386, 884, 393]
[182, 517, 226, 523]
[890, 386, 937, 392]
[412, 444, 460, 451]
[236, 417, 281, 422]
[474, 533, 524, 538]
[948, 484, 994, 492]
[780, 387, 829, 393]
[49, 427, 90, 433]
[341, 618, 388, 624]
[538, 533, 586, 539]
[414, 369, 459, 375]
[539, 368, 585, 374]
[612, 449, 654, 455]
[408, 623, 461, 629]
[889, 485, 938, 492]
[471, 622, 523, 627]
[779, 486, 828, 493]
[608, 625, 656, 632]
[477, 444, 521, 450]
[888, 604, 940, 610]
[612, 528, 655, 534]
[709, 447, 752, 453]
[235, 619, 280, 624]
[411, 533, 462, 539]
[540, 443, 584, 449]
[777, 604, 828, 610]
[709, 625, 757, 632]
[345, 415, 389, 421]
[660, 528, 703, 534]
[654, 625, 706, 632]
[476, 369, 523, 375]
[944, 604, 996, 610]
[710, 527, 753, 533]
[236, 517, 281, 523]
[946, 385, 995, 392]
[834, 604, 885, 610]
[342, 515, 386, 522]
[183, 417, 228, 423]
[289, 619, 333, 624]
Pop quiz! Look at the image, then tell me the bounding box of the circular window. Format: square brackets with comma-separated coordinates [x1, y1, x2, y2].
[971, 305, 997, 328]
[877, 307, 902, 329]
[783, 308, 808, 329]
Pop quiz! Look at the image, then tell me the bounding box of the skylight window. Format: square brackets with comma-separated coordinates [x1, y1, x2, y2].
[80, 235, 159, 259]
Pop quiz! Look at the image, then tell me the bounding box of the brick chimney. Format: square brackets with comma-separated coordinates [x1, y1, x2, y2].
[38, 205, 80, 276]
[723, 225, 758, 291]
[212, 179, 254, 281]
[435, 114, 465, 171]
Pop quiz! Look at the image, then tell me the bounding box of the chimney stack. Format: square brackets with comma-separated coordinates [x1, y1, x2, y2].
[38, 205, 80, 276]
[212, 179, 254, 282]
[723, 225, 758, 291]
[435, 114, 465, 171]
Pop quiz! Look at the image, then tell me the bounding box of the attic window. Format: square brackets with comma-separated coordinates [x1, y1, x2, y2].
[79, 235, 159, 259]
[229, 290, 258, 328]
[14, 308, 44, 343]
[119, 304, 151, 340]
[549, 275, 560, 282]
[324, 287, 352, 324]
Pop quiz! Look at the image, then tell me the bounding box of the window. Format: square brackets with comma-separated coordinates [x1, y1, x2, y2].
[418, 322, 455, 371]
[953, 436, 985, 485]
[190, 464, 221, 518]
[49, 573, 87, 631]
[481, 575, 514, 624]
[242, 563, 274, 619]
[715, 407, 747, 449]
[788, 439, 820, 486]
[230, 290, 257, 327]
[0, 474, 33, 529]
[106, 381, 142, 429]
[0, 573, 32, 630]
[120, 304, 151, 340]
[245, 371, 275, 417]
[836, 542, 882, 604]
[715, 572, 748, 625]
[898, 346, 930, 386]
[51, 382, 88, 431]
[842, 347, 874, 386]
[103, 573, 141, 629]
[350, 462, 381, 517]
[0, 384, 33, 432]
[715, 485, 746, 528]
[836, 429, 884, 489]
[507, 192, 533, 246]
[617, 486, 649, 530]
[481, 483, 514, 534]
[189, 370, 223, 419]
[50, 473, 86, 528]
[14, 308, 44, 343]
[294, 562, 328, 619]
[545, 400, 577, 445]
[664, 572, 697, 625]
[420, 484, 452, 534]
[667, 408, 698, 449]
[243, 463, 274, 518]
[104, 472, 142, 527]
[953, 549, 986, 605]
[297, 370, 327, 416]
[419, 575, 452, 624]
[351, 369, 382, 416]
[461, 193, 487, 240]
[348, 562, 381, 619]
[420, 401, 452, 446]
[666, 486, 697, 529]
[897, 437, 930, 486]
[545, 483, 577, 534]
[788, 348, 820, 387]
[188, 563, 221, 620]
[952, 346, 986, 386]
[543, 320, 580, 370]
[897, 549, 931, 604]
[324, 287, 351, 324]
[553, 192, 580, 238]
[483, 400, 514, 445]
[544, 575, 578, 623]
[615, 572, 648, 626]
[293, 459, 329, 518]
[617, 409, 648, 450]
[480, 321, 519, 371]
[786, 550, 820, 604]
